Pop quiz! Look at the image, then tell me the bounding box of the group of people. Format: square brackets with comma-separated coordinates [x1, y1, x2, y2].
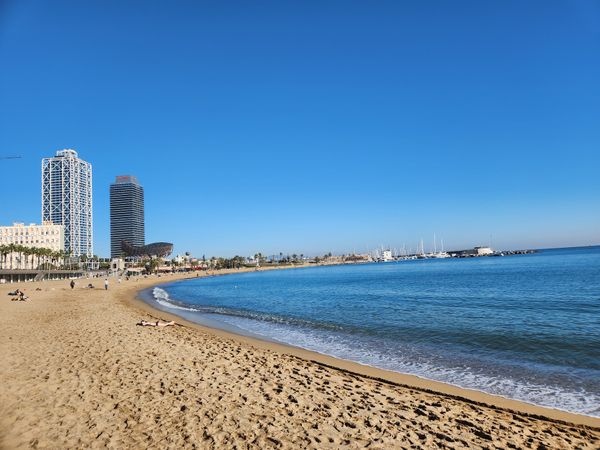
[8, 282, 177, 329]
[69, 279, 110, 290]
[8, 289, 28, 301]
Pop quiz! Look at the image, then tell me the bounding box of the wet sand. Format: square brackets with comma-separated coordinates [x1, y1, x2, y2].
[1, 270, 599, 449]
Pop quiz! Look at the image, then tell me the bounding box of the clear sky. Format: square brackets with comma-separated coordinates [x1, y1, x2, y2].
[1, 1, 599, 257]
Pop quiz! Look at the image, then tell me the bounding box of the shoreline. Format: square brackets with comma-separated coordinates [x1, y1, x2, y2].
[128, 269, 600, 428]
[1, 269, 599, 448]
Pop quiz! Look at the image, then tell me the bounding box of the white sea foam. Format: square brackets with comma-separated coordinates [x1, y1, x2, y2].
[152, 287, 198, 312]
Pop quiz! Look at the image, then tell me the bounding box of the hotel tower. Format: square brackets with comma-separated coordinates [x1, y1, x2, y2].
[110, 175, 144, 258]
[41, 149, 93, 257]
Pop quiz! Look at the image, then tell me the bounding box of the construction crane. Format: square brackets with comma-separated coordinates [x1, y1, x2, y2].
[0, 156, 22, 160]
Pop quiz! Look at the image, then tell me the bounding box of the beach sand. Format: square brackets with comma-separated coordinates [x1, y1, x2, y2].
[1, 270, 599, 449]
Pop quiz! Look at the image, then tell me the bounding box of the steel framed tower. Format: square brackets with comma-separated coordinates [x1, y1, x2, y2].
[41, 149, 93, 257]
[110, 175, 144, 258]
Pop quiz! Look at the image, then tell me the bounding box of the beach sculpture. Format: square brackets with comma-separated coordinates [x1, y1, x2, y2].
[121, 241, 173, 258]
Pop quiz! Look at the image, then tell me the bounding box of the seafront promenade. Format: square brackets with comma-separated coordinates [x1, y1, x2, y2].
[0, 269, 88, 283]
[1, 269, 598, 448]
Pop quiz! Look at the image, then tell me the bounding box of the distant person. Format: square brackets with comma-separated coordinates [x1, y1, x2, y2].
[104, 279, 109, 290]
[12, 291, 28, 301]
[70, 280, 75, 290]
[137, 320, 175, 327]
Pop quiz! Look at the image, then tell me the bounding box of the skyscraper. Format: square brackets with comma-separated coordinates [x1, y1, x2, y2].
[42, 149, 93, 257]
[110, 175, 144, 258]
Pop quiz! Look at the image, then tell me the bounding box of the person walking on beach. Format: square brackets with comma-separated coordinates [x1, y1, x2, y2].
[70, 280, 75, 290]
[104, 279, 109, 290]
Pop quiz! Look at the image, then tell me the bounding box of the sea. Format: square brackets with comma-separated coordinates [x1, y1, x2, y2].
[141, 246, 600, 417]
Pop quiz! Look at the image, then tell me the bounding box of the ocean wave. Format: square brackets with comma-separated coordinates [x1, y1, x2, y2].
[152, 287, 200, 312]
[151, 287, 344, 331]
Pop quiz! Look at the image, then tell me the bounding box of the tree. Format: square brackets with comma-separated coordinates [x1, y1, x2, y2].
[0, 245, 7, 269]
[22, 246, 32, 270]
[146, 258, 160, 274]
[14, 244, 25, 270]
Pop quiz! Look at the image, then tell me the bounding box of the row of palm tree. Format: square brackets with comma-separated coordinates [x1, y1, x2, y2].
[0, 244, 66, 270]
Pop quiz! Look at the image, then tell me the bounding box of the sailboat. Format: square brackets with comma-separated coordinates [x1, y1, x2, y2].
[431, 234, 450, 258]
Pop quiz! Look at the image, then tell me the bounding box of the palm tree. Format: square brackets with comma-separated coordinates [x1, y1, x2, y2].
[22, 246, 32, 270]
[40, 247, 51, 269]
[33, 247, 46, 269]
[0, 244, 7, 270]
[36, 247, 45, 269]
[6, 244, 16, 270]
[14, 244, 25, 269]
[53, 250, 65, 270]
[49, 250, 57, 269]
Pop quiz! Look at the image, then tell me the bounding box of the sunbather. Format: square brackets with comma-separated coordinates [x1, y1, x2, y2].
[137, 320, 175, 327]
[11, 292, 28, 301]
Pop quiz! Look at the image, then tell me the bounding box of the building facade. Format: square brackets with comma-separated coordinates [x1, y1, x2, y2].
[41, 149, 93, 257]
[0, 222, 64, 251]
[0, 222, 64, 270]
[110, 175, 144, 258]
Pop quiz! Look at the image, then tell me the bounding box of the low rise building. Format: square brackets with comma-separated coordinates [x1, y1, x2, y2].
[0, 221, 65, 270]
[0, 221, 64, 252]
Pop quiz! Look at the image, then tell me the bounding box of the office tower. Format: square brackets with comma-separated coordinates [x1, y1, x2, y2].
[110, 175, 144, 258]
[41, 149, 93, 257]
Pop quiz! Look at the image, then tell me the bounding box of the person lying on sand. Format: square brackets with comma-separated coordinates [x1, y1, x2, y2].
[11, 292, 28, 301]
[137, 320, 176, 327]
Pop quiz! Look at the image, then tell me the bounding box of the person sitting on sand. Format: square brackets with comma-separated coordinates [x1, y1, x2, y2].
[11, 291, 28, 301]
[137, 320, 176, 327]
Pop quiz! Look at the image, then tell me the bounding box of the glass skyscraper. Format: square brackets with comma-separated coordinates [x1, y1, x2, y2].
[110, 175, 144, 258]
[41, 149, 93, 257]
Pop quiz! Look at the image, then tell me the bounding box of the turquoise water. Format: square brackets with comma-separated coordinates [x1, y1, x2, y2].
[145, 246, 600, 416]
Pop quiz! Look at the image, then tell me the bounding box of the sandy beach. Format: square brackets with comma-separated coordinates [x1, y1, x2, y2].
[1, 269, 599, 449]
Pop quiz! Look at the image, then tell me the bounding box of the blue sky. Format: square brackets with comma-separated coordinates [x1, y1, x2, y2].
[1, 1, 599, 257]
